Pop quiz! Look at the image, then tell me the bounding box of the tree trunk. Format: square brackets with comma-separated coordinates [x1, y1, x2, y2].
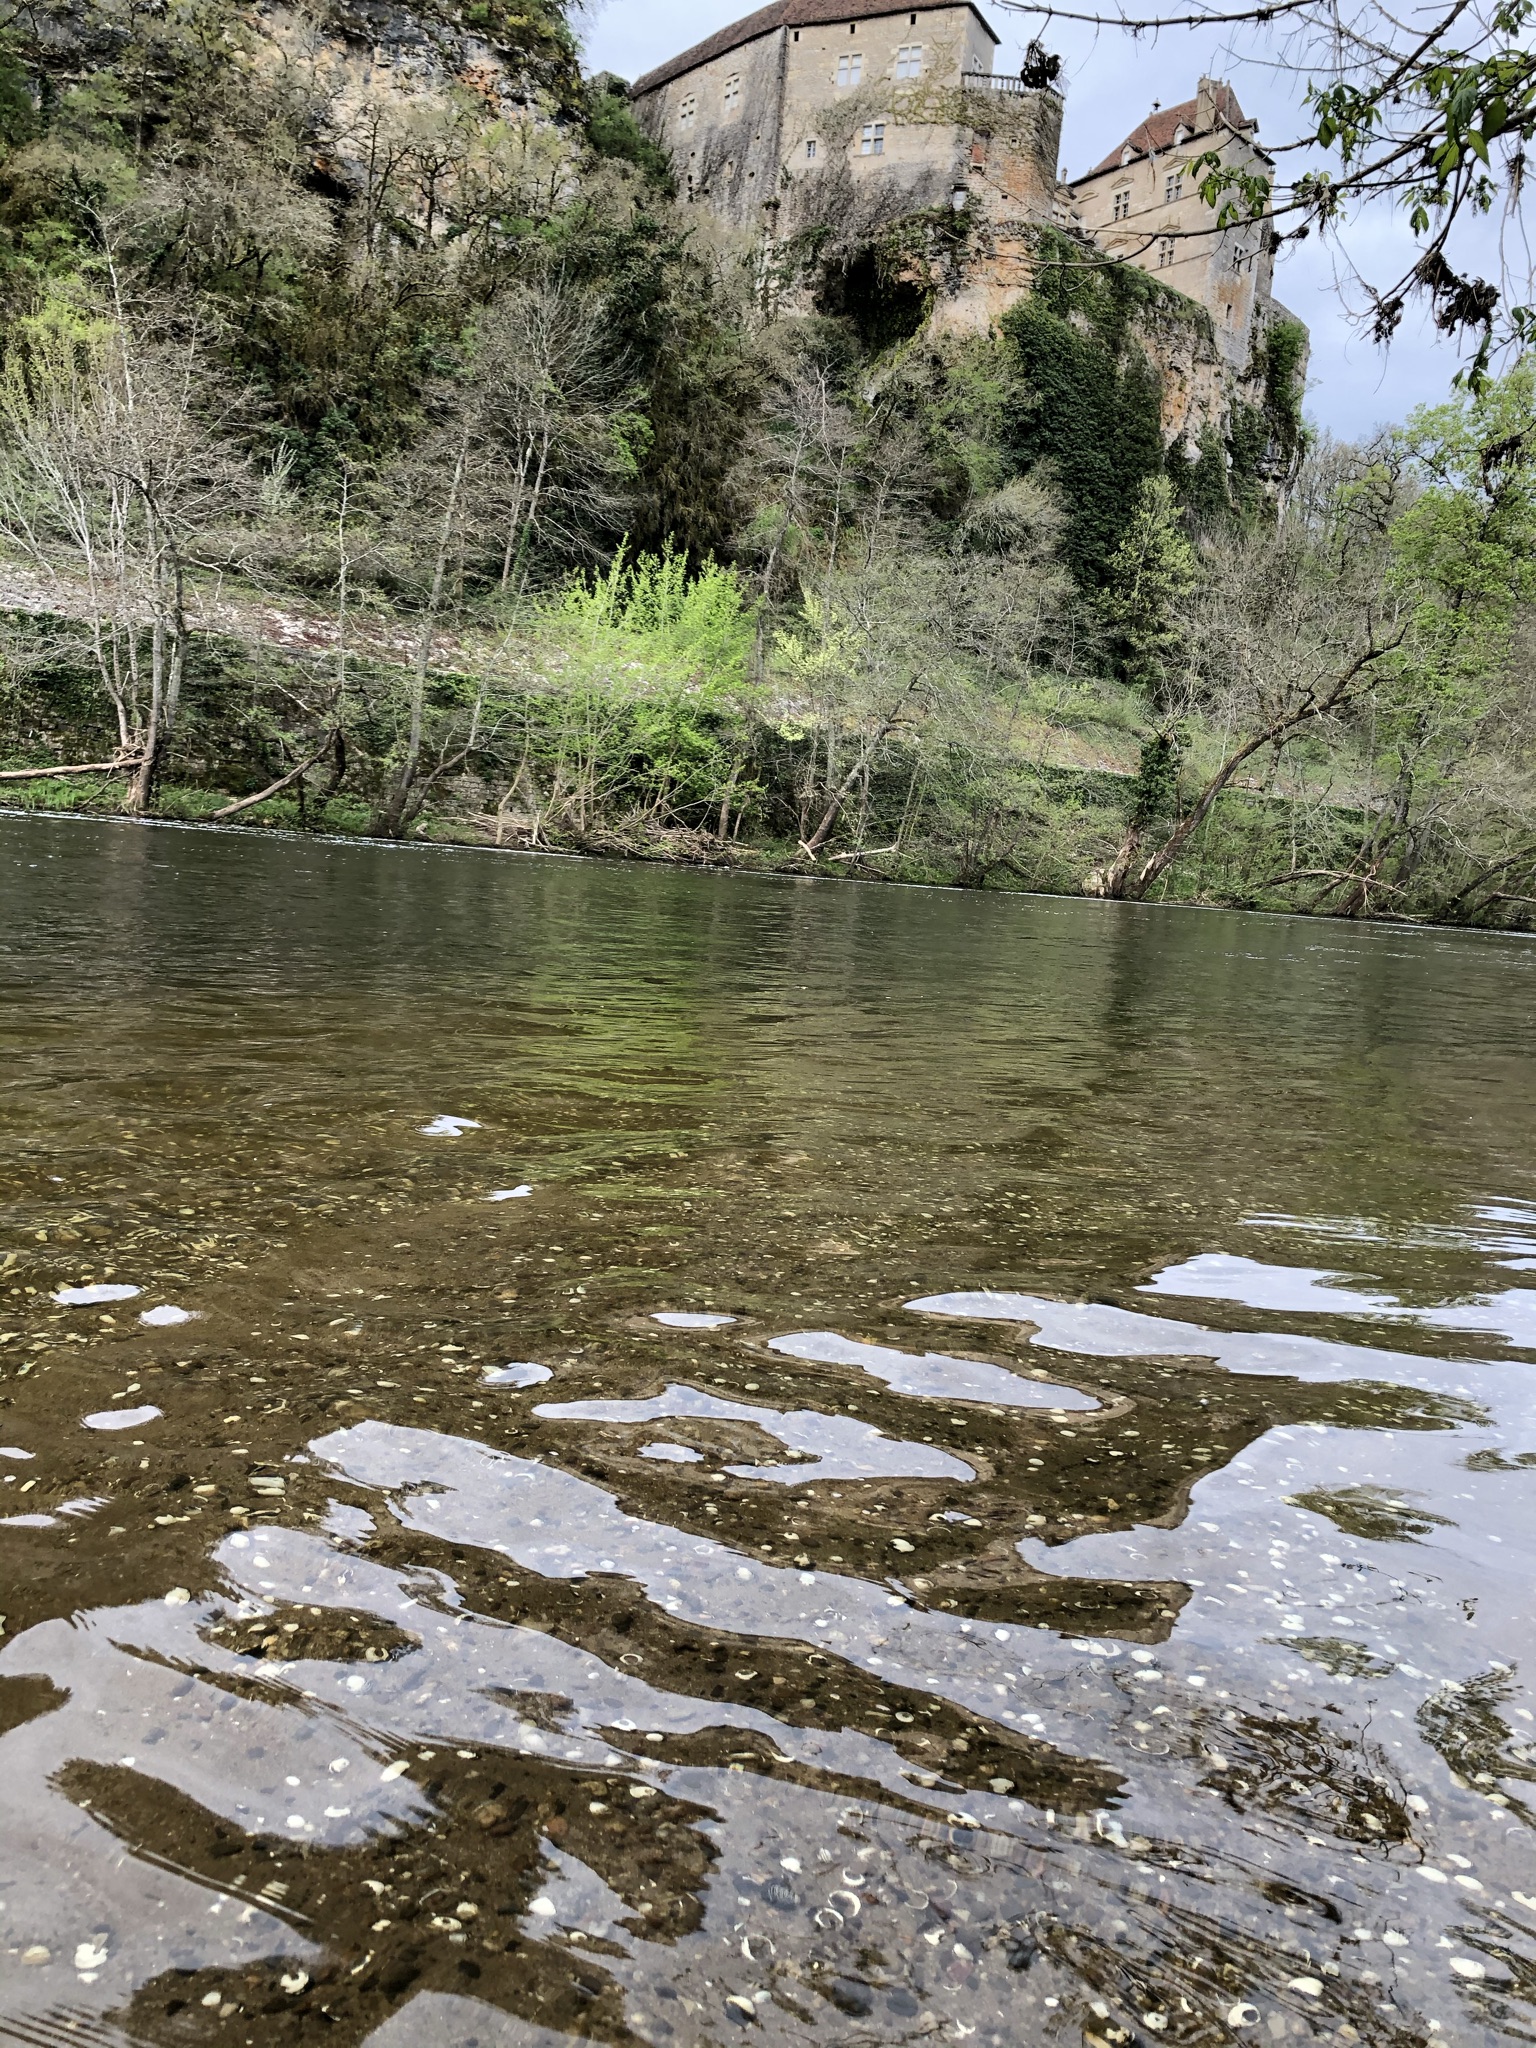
[376, 431, 468, 839]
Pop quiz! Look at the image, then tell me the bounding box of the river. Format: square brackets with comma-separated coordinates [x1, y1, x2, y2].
[2, 813, 1535, 2048]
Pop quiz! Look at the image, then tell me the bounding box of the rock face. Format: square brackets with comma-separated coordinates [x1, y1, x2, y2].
[250, 0, 571, 129]
[17, 0, 572, 146]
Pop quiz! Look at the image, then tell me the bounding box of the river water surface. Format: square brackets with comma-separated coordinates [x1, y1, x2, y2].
[2, 814, 1536, 2048]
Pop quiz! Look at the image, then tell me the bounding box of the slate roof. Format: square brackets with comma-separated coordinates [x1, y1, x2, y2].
[630, 0, 998, 100]
[1076, 81, 1254, 180]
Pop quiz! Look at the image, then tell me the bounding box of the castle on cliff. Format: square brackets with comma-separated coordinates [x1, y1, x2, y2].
[629, 0, 1304, 439]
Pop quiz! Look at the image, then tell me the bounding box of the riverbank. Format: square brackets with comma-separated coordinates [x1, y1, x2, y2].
[2, 556, 1528, 930]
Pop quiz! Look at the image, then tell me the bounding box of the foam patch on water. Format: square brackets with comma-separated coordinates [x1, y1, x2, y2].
[638, 1442, 704, 1463]
[139, 1304, 198, 1327]
[0, 1447, 34, 1461]
[53, 1283, 140, 1306]
[535, 1384, 973, 1485]
[83, 1406, 163, 1431]
[0, 1513, 59, 1529]
[652, 1311, 737, 1329]
[770, 1329, 1098, 1410]
[482, 1363, 552, 1389]
[420, 1116, 480, 1137]
[486, 1186, 533, 1201]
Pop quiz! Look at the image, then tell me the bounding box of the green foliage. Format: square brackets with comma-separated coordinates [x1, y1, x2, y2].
[0, 38, 34, 151]
[584, 80, 673, 189]
[1373, 362, 1536, 784]
[999, 236, 1177, 588]
[552, 546, 756, 694]
[1170, 425, 1236, 528]
[1127, 727, 1183, 827]
[1097, 474, 1196, 700]
[1261, 317, 1308, 468]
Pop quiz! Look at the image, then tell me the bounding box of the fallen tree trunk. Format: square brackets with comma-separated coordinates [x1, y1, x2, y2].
[0, 756, 144, 782]
[209, 736, 335, 821]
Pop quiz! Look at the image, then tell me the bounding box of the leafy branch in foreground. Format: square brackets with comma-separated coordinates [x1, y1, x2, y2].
[1004, 0, 1536, 378]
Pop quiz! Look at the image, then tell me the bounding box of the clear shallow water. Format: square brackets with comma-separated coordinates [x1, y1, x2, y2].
[2, 815, 1536, 2048]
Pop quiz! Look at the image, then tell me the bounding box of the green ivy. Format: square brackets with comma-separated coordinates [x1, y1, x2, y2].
[999, 299, 1165, 591]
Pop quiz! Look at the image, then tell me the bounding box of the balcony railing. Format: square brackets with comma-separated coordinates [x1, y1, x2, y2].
[960, 71, 1034, 93]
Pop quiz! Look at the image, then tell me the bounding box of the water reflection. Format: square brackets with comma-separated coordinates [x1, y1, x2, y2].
[533, 1385, 976, 1484]
[3, 818, 1536, 2044]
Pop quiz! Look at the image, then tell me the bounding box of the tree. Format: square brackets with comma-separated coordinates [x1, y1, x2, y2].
[0, 286, 252, 808]
[1087, 445, 1407, 898]
[1098, 473, 1197, 703]
[1324, 363, 1536, 914]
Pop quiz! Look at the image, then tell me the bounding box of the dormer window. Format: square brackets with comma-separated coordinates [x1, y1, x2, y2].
[1113, 186, 1130, 220]
[1120, 145, 1135, 166]
[1173, 123, 1189, 146]
[678, 93, 696, 128]
[896, 43, 923, 77]
[723, 73, 741, 110]
[836, 52, 863, 86]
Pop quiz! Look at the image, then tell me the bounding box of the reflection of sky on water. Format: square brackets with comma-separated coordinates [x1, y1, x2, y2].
[1143, 1251, 1536, 1348]
[533, 1384, 976, 1484]
[5, 1272, 1536, 2043]
[767, 1330, 1100, 1410]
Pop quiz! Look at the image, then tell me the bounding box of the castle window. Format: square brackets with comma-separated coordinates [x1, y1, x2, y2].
[1112, 186, 1130, 221]
[896, 43, 923, 77]
[836, 52, 863, 86]
[678, 94, 696, 128]
[806, 138, 817, 159]
[1157, 235, 1174, 267]
[859, 121, 885, 155]
[1164, 170, 1183, 203]
[723, 73, 741, 110]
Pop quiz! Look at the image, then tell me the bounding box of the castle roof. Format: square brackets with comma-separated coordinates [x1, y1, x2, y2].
[1075, 81, 1255, 180]
[630, 0, 999, 100]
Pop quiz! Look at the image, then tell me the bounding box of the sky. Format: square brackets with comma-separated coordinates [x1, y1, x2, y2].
[579, 0, 1508, 436]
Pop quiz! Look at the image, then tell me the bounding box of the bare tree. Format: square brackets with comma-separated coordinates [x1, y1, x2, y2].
[1087, 456, 1407, 899]
[0, 282, 253, 808]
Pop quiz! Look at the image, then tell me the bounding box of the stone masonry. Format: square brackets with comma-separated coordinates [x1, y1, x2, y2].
[630, 5, 1302, 408]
